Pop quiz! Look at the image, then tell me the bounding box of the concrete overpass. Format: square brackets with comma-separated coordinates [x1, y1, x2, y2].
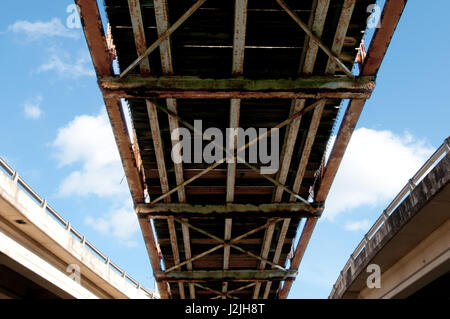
[0, 158, 155, 299]
[330, 138, 450, 299]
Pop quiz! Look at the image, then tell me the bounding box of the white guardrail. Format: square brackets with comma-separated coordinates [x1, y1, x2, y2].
[330, 137, 450, 297]
[0, 156, 158, 299]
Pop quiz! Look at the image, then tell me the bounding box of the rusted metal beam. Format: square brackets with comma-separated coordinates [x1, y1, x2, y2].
[127, 0, 150, 75]
[119, 0, 208, 78]
[278, 217, 318, 299]
[100, 75, 375, 99]
[252, 219, 275, 298]
[211, 283, 257, 299]
[262, 218, 291, 298]
[194, 283, 238, 299]
[147, 78, 184, 300]
[164, 244, 225, 274]
[105, 90, 370, 100]
[172, 218, 288, 271]
[299, 0, 330, 75]
[162, 218, 283, 274]
[147, 168, 276, 179]
[153, 0, 173, 75]
[138, 209, 321, 219]
[278, 0, 407, 299]
[361, 0, 407, 76]
[138, 217, 171, 298]
[155, 270, 297, 282]
[158, 237, 292, 245]
[153, 0, 193, 299]
[158, 238, 293, 245]
[326, 0, 356, 74]
[276, 0, 354, 77]
[136, 202, 319, 215]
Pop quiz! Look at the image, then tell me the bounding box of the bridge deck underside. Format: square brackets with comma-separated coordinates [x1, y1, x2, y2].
[79, 0, 406, 299]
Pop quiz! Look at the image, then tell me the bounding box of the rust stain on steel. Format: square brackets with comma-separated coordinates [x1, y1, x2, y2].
[127, 0, 151, 75]
[301, 0, 330, 75]
[146, 101, 170, 201]
[154, 0, 174, 74]
[277, 0, 353, 77]
[136, 202, 318, 214]
[326, 0, 356, 73]
[101, 75, 375, 91]
[361, 0, 407, 76]
[106, 23, 117, 60]
[166, 99, 186, 202]
[102, 90, 373, 100]
[76, 0, 112, 77]
[104, 97, 145, 204]
[278, 217, 318, 299]
[262, 218, 291, 298]
[139, 217, 170, 298]
[316, 99, 365, 203]
[290, 102, 325, 201]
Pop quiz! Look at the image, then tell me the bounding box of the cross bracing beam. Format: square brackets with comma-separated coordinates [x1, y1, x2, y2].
[100, 75, 375, 99]
[155, 270, 298, 282]
[136, 202, 321, 216]
[150, 99, 312, 205]
[146, 99, 324, 207]
[276, 0, 354, 77]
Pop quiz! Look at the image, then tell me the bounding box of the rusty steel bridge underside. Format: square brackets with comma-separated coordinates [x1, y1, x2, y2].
[77, 0, 407, 299]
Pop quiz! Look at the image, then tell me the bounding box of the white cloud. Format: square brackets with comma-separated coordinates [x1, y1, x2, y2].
[324, 128, 434, 220]
[52, 108, 125, 197]
[37, 50, 94, 78]
[23, 96, 43, 119]
[344, 220, 371, 232]
[7, 18, 78, 40]
[85, 199, 139, 245]
[52, 109, 140, 242]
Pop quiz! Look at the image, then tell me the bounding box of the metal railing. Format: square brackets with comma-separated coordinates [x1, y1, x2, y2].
[0, 156, 158, 299]
[330, 136, 450, 298]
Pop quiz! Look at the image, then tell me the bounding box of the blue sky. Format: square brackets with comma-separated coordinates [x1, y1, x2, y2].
[0, 1, 448, 298]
